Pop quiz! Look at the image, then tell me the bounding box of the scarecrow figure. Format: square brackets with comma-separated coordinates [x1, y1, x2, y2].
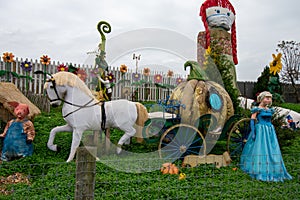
[198, 0, 239, 91]
[0, 102, 35, 161]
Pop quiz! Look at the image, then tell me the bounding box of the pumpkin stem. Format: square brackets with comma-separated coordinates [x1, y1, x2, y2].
[184, 60, 208, 81]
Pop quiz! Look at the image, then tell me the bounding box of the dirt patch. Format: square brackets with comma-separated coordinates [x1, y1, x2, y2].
[0, 172, 30, 195]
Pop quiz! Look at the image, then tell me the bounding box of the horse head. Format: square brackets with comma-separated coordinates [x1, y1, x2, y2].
[44, 74, 67, 107]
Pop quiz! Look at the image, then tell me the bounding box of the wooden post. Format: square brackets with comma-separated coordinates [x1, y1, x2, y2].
[75, 146, 97, 200]
[93, 130, 100, 146]
[105, 129, 110, 153]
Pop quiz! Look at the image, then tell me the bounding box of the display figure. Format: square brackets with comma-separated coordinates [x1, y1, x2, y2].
[199, 0, 239, 92]
[0, 102, 35, 161]
[240, 91, 292, 181]
[98, 75, 112, 101]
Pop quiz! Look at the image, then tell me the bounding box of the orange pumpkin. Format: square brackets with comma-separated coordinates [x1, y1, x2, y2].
[161, 163, 179, 175]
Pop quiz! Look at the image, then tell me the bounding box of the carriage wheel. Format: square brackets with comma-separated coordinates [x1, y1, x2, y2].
[194, 114, 217, 136]
[158, 124, 206, 161]
[227, 118, 251, 157]
[219, 114, 242, 140]
[142, 118, 166, 143]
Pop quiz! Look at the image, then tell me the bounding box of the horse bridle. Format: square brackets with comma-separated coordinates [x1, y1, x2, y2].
[46, 78, 104, 119]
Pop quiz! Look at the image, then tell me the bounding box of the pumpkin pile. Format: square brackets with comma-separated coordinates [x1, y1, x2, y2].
[160, 163, 179, 175]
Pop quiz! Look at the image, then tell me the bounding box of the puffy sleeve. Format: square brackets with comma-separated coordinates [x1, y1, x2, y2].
[250, 107, 260, 114]
[0, 120, 13, 137]
[23, 120, 35, 141]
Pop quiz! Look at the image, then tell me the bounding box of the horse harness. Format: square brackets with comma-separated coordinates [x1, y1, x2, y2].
[46, 77, 107, 129]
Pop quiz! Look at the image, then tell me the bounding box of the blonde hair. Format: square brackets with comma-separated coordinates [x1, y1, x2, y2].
[257, 91, 272, 103]
[44, 72, 96, 100]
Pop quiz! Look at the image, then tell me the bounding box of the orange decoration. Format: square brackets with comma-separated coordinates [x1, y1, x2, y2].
[2, 52, 14, 63]
[167, 70, 174, 77]
[40, 55, 51, 66]
[143, 68, 150, 76]
[160, 163, 179, 175]
[120, 64, 128, 74]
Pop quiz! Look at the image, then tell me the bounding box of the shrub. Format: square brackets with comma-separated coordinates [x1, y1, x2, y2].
[279, 103, 300, 113]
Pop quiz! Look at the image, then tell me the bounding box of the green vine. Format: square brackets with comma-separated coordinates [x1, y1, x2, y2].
[203, 38, 240, 113]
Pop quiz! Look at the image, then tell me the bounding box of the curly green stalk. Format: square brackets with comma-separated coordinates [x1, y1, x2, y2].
[184, 61, 208, 81]
[97, 21, 112, 52]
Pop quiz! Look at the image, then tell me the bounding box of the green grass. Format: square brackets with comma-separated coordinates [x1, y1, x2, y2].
[0, 104, 299, 199]
[279, 102, 300, 113]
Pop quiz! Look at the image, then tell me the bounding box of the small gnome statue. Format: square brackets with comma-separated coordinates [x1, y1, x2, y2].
[0, 102, 35, 161]
[198, 0, 239, 91]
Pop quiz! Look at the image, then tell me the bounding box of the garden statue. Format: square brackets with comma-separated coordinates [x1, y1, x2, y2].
[98, 75, 112, 101]
[198, 0, 239, 92]
[240, 91, 292, 181]
[93, 21, 113, 101]
[268, 53, 284, 103]
[44, 72, 148, 162]
[285, 115, 297, 130]
[0, 102, 35, 161]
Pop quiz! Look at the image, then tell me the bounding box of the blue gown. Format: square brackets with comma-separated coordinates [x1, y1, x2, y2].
[240, 107, 292, 182]
[1, 120, 33, 161]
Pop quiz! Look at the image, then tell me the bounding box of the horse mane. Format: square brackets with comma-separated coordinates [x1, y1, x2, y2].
[44, 72, 96, 100]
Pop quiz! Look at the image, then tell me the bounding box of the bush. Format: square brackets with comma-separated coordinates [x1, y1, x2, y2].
[276, 127, 299, 148]
[279, 103, 300, 113]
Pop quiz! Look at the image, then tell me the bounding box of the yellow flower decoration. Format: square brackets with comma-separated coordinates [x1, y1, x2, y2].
[179, 173, 186, 180]
[40, 55, 51, 66]
[2, 52, 15, 63]
[205, 46, 212, 56]
[269, 53, 282, 75]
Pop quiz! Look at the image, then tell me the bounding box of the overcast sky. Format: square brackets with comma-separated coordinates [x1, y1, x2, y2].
[0, 0, 299, 81]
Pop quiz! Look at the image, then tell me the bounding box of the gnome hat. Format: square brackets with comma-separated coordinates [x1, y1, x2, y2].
[200, 0, 238, 65]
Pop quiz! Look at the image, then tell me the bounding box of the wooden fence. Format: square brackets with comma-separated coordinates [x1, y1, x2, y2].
[1, 58, 298, 104]
[0, 58, 184, 102]
[237, 81, 300, 103]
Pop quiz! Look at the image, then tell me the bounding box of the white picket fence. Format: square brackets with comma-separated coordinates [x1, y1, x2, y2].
[0, 57, 184, 102]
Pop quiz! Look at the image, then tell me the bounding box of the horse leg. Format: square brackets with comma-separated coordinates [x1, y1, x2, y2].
[116, 127, 136, 154]
[47, 124, 73, 151]
[66, 128, 83, 162]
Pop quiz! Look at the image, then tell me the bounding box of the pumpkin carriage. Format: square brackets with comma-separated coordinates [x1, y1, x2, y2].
[141, 61, 251, 164]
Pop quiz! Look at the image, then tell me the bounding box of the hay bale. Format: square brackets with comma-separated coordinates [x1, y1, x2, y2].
[0, 82, 41, 122]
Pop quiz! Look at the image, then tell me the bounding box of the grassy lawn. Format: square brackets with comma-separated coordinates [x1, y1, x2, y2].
[0, 105, 299, 199]
[279, 102, 300, 113]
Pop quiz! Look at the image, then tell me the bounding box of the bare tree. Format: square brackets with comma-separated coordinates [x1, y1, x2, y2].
[277, 40, 300, 103]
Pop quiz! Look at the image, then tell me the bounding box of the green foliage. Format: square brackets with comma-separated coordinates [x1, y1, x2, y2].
[253, 66, 270, 99]
[253, 66, 284, 104]
[271, 108, 299, 147]
[0, 106, 299, 199]
[206, 38, 240, 113]
[280, 103, 300, 113]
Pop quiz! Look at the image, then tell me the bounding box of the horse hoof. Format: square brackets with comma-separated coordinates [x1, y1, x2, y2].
[116, 147, 122, 154]
[56, 146, 61, 153]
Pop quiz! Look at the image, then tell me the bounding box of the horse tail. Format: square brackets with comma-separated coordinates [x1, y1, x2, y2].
[135, 102, 148, 126]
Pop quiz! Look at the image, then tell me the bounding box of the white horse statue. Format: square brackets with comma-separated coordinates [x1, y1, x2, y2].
[44, 72, 148, 162]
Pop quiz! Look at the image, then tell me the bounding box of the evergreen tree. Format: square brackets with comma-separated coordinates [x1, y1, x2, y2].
[253, 66, 270, 99]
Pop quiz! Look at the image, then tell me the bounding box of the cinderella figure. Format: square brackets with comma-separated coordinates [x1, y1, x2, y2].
[240, 91, 292, 182]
